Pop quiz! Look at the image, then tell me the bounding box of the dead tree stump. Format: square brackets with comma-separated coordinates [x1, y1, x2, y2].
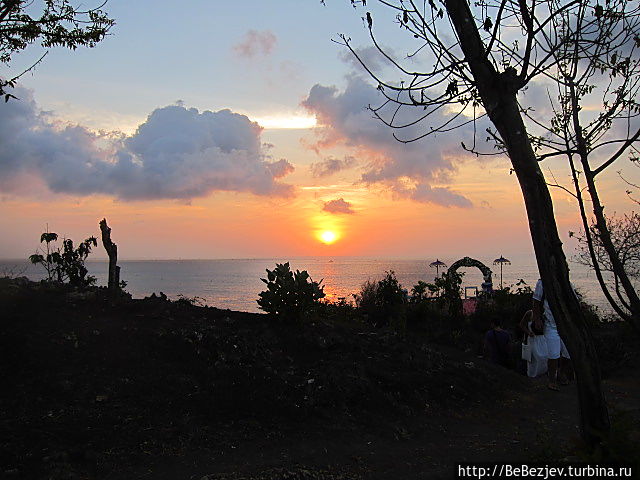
[99, 218, 120, 294]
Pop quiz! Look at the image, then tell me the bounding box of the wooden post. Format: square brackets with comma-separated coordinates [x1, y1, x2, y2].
[99, 218, 120, 294]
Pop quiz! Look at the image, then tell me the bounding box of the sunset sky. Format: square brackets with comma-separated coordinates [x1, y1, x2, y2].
[0, 0, 636, 261]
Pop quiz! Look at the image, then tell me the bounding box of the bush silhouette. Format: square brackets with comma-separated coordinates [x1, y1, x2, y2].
[257, 262, 325, 322]
[354, 271, 407, 329]
[29, 231, 97, 288]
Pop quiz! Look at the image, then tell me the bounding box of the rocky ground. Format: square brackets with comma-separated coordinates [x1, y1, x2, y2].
[1, 278, 638, 479]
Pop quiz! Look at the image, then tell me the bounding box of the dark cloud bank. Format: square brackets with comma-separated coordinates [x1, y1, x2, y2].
[0, 87, 294, 200]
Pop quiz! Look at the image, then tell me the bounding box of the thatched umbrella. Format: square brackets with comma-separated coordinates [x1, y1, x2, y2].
[429, 259, 447, 279]
[493, 255, 511, 289]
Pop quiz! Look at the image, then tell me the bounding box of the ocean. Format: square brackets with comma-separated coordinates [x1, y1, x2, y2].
[0, 256, 617, 316]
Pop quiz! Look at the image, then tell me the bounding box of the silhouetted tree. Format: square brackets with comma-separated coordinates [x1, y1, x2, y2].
[533, 1, 640, 331]
[328, 0, 640, 448]
[574, 212, 640, 313]
[30, 230, 97, 287]
[0, 0, 114, 100]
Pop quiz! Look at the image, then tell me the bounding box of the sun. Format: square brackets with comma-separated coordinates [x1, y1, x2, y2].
[319, 230, 338, 245]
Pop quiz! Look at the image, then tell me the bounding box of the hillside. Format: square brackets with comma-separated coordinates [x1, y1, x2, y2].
[1, 278, 638, 479]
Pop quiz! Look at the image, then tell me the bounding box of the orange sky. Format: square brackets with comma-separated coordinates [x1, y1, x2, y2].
[1, 123, 632, 262]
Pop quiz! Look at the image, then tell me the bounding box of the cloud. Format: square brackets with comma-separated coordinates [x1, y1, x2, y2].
[393, 183, 473, 207]
[266, 158, 295, 178]
[339, 45, 399, 74]
[0, 87, 294, 200]
[301, 75, 473, 208]
[233, 30, 277, 58]
[310, 155, 357, 177]
[323, 198, 355, 214]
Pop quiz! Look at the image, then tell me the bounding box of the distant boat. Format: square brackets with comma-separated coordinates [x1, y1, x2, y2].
[328, 260, 334, 263]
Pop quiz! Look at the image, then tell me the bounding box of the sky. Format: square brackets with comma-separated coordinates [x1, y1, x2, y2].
[0, 0, 636, 262]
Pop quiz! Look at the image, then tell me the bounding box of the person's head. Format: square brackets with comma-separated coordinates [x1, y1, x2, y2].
[490, 317, 502, 329]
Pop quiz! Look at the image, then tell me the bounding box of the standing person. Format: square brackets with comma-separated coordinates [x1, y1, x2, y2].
[483, 317, 512, 368]
[532, 279, 571, 390]
[519, 310, 548, 378]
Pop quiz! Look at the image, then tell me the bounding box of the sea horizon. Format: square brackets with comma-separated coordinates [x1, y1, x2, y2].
[0, 252, 540, 262]
[0, 255, 616, 316]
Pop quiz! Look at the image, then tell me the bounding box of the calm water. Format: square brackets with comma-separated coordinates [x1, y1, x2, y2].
[0, 256, 616, 315]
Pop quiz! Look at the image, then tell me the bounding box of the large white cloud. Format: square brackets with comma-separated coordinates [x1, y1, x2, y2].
[302, 75, 473, 208]
[0, 87, 294, 200]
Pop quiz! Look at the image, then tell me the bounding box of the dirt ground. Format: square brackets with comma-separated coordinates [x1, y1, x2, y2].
[1, 279, 638, 480]
[131, 373, 639, 480]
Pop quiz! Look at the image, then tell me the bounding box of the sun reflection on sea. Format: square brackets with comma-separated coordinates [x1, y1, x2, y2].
[316, 260, 345, 303]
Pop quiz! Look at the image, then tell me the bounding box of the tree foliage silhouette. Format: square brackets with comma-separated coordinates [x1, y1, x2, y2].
[257, 263, 326, 322]
[30, 230, 97, 287]
[574, 212, 640, 309]
[0, 0, 114, 100]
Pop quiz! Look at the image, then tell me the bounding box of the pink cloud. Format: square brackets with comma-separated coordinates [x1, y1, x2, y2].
[323, 198, 355, 215]
[233, 30, 277, 58]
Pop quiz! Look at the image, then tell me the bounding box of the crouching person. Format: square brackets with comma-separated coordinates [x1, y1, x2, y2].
[484, 317, 512, 368]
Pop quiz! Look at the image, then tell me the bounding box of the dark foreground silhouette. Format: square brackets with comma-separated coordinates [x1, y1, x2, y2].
[1, 278, 638, 479]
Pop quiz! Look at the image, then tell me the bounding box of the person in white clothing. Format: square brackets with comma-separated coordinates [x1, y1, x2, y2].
[532, 279, 571, 391]
[519, 310, 548, 378]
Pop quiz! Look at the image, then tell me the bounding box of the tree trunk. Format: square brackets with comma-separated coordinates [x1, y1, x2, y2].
[445, 0, 610, 448]
[582, 170, 640, 330]
[568, 83, 640, 332]
[567, 152, 633, 324]
[495, 99, 610, 447]
[99, 218, 120, 295]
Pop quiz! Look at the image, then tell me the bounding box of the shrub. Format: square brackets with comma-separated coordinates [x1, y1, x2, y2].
[406, 284, 468, 345]
[410, 280, 429, 303]
[353, 279, 378, 317]
[320, 297, 358, 323]
[176, 295, 206, 307]
[29, 231, 97, 288]
[354, 271, 407, 329]
[257, 262, 325, 322]
[470, 278, 533, 334]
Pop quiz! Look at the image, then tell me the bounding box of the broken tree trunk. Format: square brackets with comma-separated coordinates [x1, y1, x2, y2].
[99, 218, 120, 295]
